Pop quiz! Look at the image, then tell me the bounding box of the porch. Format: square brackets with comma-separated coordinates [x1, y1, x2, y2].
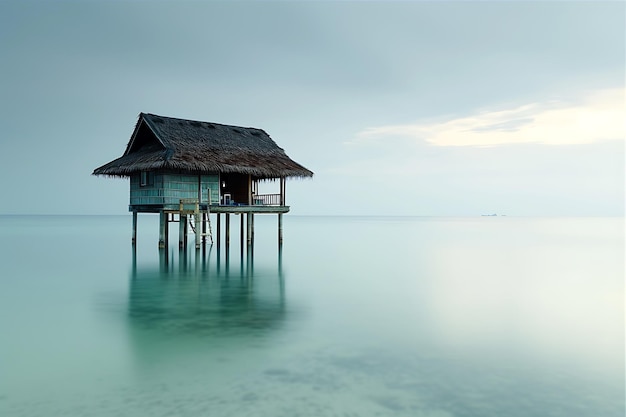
[209, 193, 290, 214]
[130, 194, 289, 214]
[141, 194, 288, 251]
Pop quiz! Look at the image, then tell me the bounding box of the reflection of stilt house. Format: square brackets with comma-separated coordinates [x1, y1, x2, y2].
[93, 113, 313, 249]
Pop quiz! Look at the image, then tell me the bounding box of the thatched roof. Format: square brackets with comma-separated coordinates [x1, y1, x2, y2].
[92, 113, 314, 179]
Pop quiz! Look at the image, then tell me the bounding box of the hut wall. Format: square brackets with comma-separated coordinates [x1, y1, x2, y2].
[130, 172, 164, 206]
[199, 175, 220, 205]
[130, 172, 219, 210]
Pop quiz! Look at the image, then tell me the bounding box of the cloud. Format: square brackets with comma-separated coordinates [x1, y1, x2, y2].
[352, 88, 625, 147]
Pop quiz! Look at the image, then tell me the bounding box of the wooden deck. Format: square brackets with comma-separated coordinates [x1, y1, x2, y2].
[130, 204, 289, 214]
[208, 205, 290, 214]
[130, 198, 288, 250]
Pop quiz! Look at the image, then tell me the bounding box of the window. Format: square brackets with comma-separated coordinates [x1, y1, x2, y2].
[140, 171, 153, 187]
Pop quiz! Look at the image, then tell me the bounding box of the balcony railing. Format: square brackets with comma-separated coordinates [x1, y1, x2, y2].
[253, 193, 282, 206]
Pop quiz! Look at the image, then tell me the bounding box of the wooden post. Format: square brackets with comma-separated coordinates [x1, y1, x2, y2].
[195, 202, 201, 249]
[216, 213, 221, 252]
[225, 213, 231, 266]
[250, 213, 254, 246]
[225, 213, 231, 248]
[275, 177, 280, 206]
[165, 213, 170, 248]
[247, 212, 252, 247]
[179, 214, 187, 249]
[159, 211, 166, 249]
[240, 212, 244, 258]
[183, 215, 188, 247]
[278, 243, 283, 277]
[248, 175, 252, 206]
[202, 212, 207, 246]
[132, 211, 137, 246]
[278, 213, 283, 248]
[180, 238, 188, 271]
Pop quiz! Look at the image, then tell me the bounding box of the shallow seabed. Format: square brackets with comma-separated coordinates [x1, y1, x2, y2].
[0, 215, 623, 417]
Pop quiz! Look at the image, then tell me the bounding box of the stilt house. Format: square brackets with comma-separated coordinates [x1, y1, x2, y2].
[93, 112, 313, 248]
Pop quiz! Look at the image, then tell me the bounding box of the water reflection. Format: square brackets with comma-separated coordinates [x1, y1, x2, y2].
[126, 247, 286, 370]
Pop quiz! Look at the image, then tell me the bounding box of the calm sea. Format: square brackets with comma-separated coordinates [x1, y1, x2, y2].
[0, 215, 623, 417]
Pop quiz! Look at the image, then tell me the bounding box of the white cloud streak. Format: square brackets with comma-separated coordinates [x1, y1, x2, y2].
[353, 88, 625, 147]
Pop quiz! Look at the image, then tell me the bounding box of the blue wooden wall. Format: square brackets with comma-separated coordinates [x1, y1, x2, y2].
[130, 173, 219, 208]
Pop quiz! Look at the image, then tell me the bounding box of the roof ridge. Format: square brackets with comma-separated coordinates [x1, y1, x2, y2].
[142, 112, 264, 132]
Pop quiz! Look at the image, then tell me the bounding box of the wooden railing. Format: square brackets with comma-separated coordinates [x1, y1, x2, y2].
[179, 198, 200, 214]
[253, 193, 282, 206]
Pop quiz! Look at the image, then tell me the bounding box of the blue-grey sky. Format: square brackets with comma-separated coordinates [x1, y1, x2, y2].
[0, 1, 623, 216]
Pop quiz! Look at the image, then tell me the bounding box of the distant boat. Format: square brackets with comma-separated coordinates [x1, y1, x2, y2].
[481, 214, 498, 216]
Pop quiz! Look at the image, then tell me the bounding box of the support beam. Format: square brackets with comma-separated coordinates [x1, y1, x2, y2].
[180, 239, 188, 270]
[279, 177, 286, 206]
[278, 213, 283, 248]
[165, 213, 170, 248]
[225, 213, 231, 248]
[240, 213, 244, 258]
[225, 213, 231, 265]
[159, 211, 166, 249]
[250, 213, 254, 246]
[216, 213, 221, 252]
[179, 214, 187, 249]
[247, 212, 252, 247]
[195, 203, 201, 249]
[183, 215, 188, 247]
[132, 211, 137, 246]
[248, 174, 252, 205]
[202, 212, 207, 246]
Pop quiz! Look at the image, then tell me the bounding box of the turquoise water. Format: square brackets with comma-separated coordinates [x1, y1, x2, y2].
[0, 215, 623, 416]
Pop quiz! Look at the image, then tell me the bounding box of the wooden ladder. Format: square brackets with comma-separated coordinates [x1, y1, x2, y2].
[181, 198, 214, 245]
[189, 213, 213, 244]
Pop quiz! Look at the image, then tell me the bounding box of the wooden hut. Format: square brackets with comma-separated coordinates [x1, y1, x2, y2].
[93, 112, 313, 249]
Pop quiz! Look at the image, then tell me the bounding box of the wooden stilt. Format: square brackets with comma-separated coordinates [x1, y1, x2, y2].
[239, 215, 244, 273]
[216, 235, 221, 273]
[248, 175, 252, 205]
[159, 211, 166, 249]
[250, 213, 255, 250]
[132, 211, 137, 246]
[278, 213, 283, 248]
[180, 238, 188, 270]
[183, 215, 188, 248]
[224, 213, 230, 265]
[195, 203, 201, 250]
[247, 212, 252, 247]
[225, 213, 230, 248]
[202, 243, 207, 271]
[165, 213, 170, 248]
[202, 213, 207, 246]
[179, 214, 187, 249]
[240, 213, 244, 258]
[216, 213, 221, 252]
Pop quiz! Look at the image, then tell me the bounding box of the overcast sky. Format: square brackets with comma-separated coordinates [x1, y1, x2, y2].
[0, 1, 623, 216]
